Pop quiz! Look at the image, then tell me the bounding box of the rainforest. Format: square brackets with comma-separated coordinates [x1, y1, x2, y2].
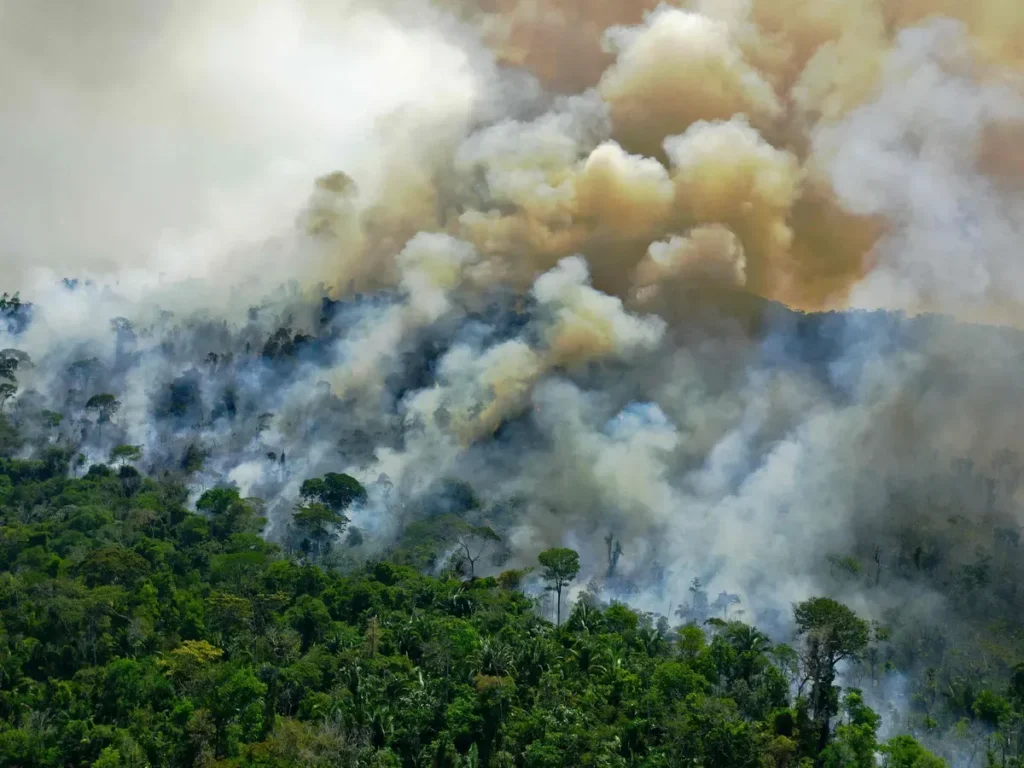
[4, 0, 1024, 765]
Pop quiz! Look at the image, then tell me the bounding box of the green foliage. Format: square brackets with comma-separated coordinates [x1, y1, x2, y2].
[0, 382, 15, 410]
[0, 413, 20, 457]
[827, 554, 863, 580]
[299, 472, 367, 512]
[292, 502, 349, 563]
[0, 292, 21, 314]
[110, 444, 143, 468]
[0, 349, 20, 384]
[537, 547, 580, 625]
[0, 448, 968, 767]
[86, 393, 122, 423]
[794, 598, 871, 667]
[820, 690, 882, 768]
[880, 735, 946, 767]
[972, 690, 1011, 727]
[197, 486, 266, 541]
[39, 410, 64, 428]
[793, 597, 871, 758]
[181, 443, 208, 474]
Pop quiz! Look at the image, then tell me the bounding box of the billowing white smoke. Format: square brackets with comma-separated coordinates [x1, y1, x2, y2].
[0, 0, 485, 299]
[820, 20, 1024, 323]
[4, 4, 1024, 715]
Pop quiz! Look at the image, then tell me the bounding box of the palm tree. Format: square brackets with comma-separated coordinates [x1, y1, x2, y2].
[472, 638, 517, 678]
[724, 623, 772, 655]
[566, 600, 602, 635]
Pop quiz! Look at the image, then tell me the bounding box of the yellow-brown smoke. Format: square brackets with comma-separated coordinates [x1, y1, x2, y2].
[306, 0, 1024, 322]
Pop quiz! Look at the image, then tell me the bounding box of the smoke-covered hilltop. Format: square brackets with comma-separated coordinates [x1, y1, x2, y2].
[5, 274, 1024, 642]
[4, 0, 1024, 755]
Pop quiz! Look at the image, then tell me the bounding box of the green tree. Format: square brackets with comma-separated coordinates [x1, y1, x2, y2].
[197, 487, 266, 540]
[92, 734, 148, 768]
[109, 444, 142, 468]
[0, 348, 21, 383]
[0, 291, 21, 315]
[1008, 662, 1024, 712]
[972, 689, 1011, 728]
[299, 472, 367, 512]
[160, 639, 224, 691]
[793, 597, 870, 762]
[0, 438, 975, 767]
[292, 501, 349, 562]
[880, 735, 946, 767]
[821, 689, 881, 768]
[207, 665, 268, 755]
[78, 545, 151, 587]
[86, 393, 121, 423]
[181, 442, 208, 474]
[39, 409, 64, 429]
[538, 547, 580, 625]
[0, 350, 24, 414]
[0, 382, 14, 410]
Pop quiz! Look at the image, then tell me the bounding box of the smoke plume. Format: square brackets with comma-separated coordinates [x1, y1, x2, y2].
[5, 1, 1024, 751]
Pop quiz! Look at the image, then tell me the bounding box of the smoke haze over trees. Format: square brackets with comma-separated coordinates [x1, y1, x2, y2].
[4, 0, 1024, 764]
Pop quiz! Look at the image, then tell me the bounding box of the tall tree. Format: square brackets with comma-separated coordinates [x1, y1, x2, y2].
[86, 393, 121, 424]
[0, 349, 22, 410]
[538, 547, 580, 626]
[793, 597, 870, 763]
[109, 444, 142, 469]
[292, 502, 349, 562]
[300, 472, 367, 512]
[0, 352, 17, 383]
[0, 382, 14, 411]
[196, 487, 266, 540]
[605, 532, 623, 579]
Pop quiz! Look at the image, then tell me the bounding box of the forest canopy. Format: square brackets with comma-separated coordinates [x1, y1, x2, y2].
[0, 435, 989, 768]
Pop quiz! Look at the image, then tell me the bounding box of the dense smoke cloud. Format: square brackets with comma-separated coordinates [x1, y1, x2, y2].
[5, 5, 1024, 747]
[0, 0, 486, 299]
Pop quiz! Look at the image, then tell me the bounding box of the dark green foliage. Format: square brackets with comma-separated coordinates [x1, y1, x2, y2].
[196, 487, 266, 541]
[0, 348, 21, 383]
[156, 373, 203, 421]
[181, 443, 209, 474]
[0, 292, 22, 316]
[0, 413, 20, 457]
[85, 393, 121, 423]
[300, 472, 368, 513]
[109, 444, 142, 467]
[0, 293, 30, 334]
[293, 502, 349, 563]
[794, 597, 871, 759]
[0, 446, 955, 767]
[262, 328, 312, 360]
[0, 349, 23, 410]
[880, 735, 946, 768]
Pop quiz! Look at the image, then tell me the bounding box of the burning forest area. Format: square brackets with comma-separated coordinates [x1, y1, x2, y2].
[2, 1, 1024, 765]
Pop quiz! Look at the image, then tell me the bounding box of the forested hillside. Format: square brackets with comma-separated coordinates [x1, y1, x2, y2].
[0, 422, 989, 767]
[6, 0, 1024, 765]
[5, 291, 1024, 767]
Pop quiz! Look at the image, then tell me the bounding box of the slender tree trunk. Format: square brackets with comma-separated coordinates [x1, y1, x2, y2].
[815, 712, 830, 766]
[812, 667, 836, 767]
